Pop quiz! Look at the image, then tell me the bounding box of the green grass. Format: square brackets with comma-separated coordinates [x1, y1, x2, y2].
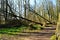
[0, 24, 44, 35]
[0, 25, 28, 35]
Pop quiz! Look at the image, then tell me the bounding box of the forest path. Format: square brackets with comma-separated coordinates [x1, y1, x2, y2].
[0, 25, 56, 40]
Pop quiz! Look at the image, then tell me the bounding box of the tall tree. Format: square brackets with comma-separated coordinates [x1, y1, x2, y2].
[56, 0, 60, 40]
[23, 0, 26, 18]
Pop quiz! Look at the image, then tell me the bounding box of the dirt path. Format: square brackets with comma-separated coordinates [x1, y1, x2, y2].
[0, 26, 56, 40]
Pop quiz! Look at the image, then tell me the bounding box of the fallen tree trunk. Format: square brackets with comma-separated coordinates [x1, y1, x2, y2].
[29, 7, 53, 24]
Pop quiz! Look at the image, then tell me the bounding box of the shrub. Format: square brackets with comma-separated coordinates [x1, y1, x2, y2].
[30, 24, 44, 30]
[50, 35, 56, 40]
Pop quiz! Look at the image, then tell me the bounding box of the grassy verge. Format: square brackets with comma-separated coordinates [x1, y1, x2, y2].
[0, 24, 44, 35]
[0, 25, 28, 34]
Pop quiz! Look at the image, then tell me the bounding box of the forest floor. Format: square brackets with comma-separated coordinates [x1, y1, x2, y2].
[0, 25, 56, 40]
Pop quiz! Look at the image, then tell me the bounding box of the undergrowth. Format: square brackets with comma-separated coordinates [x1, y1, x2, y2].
[0, 24, 44, 35]
[50, 35, 56, 40]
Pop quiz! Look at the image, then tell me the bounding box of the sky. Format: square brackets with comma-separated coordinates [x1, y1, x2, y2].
[51, 0, 56, 5]
[10, 0, 57, 16]
[13, 0, 56, 9]
[30, 0, 56, 6]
